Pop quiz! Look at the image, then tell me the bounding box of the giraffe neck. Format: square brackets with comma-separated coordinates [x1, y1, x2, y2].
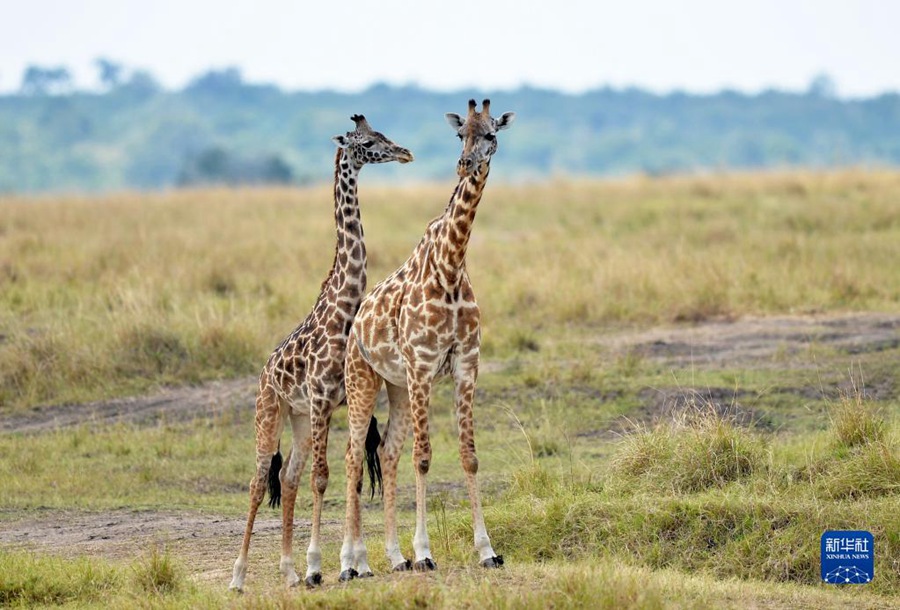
[431, 162, 490, 288]
[322, 148, 366, 302]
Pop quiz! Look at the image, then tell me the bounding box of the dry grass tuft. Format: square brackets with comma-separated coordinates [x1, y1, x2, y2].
[610, 401, 766, 493]
[829, 383, 887, 450]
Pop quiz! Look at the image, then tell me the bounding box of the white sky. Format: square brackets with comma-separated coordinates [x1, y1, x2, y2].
[1, 0, 898, 97]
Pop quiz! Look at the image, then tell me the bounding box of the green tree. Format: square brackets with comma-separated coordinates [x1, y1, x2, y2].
[95, 58, 124, 89]
[20, 65, 72, 95]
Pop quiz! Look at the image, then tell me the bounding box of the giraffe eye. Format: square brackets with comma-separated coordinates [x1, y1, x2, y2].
[484, 133, 495, 141]
[362, 141, 375, 148]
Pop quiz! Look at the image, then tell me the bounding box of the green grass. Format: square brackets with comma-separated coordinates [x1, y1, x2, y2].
[609, 404, 766, 493]
[830, 385, 888, 449]
[132, 546, 183, 596]
[1, 550, 896, 609]
[0, 419, 251, 511]
[0, 551, 122, 606]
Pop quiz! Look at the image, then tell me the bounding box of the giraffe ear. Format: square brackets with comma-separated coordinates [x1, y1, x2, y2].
[495, 112, 516, 130]
[445, 113, 465, 130]
[332, 134, 350, 148]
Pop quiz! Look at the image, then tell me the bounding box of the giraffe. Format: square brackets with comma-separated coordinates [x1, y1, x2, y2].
[338, 99, 515, 580]
[229, 115, 413, 592]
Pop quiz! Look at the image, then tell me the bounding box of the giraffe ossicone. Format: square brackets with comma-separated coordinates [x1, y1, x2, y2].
[339, 99, 515, 580]
[228, 115, 412, 592]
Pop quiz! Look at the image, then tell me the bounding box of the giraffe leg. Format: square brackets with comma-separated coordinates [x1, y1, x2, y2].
[407, 371, 437, 571]
[305, 397, 334, 587]
[340, 346, 382, 581]
[382, 382, 413, 571]
[454, 364, 502, 568]
[230, 383, 284, 592]
[279, 410, 312, 587]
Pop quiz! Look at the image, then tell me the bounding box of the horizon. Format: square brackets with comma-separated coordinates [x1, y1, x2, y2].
[3, 1, 899, 99]
[3, 69, 897, 101]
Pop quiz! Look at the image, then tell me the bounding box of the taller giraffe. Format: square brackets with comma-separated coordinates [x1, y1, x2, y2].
[229, 115, 413, 592]
[339, 99, 515, 579]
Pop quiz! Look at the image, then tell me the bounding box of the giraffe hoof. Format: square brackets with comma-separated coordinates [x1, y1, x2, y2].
[392, 559, 413, 572]
[413, 558, 437, 572]
[481, 555, 504, 568]
[357, 570, 374, 578]
[304, 573, 322, 588]
[338, 568, 359, 582]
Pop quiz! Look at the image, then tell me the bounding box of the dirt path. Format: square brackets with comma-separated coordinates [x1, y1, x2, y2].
[607, 312, 899, 367]
[1, 312, 898, 583]
[0, 377, 258, 434]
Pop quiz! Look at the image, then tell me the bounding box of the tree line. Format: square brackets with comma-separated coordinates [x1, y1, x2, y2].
[2, 60, 899, 193]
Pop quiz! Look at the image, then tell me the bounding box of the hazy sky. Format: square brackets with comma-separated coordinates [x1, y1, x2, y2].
[2, 0, 898, 97]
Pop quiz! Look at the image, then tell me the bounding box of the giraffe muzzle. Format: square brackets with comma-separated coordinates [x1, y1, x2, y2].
[396, 149, 414, 164]
[457, 157, 475, 177]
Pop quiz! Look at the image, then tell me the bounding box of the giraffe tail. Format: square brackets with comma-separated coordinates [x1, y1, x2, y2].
[364, 415, 383, 500]
[267, 444, 283, 509]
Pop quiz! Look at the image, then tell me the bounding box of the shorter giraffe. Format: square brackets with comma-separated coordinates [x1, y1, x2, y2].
[229, 115, 412, 592]
[339, 99, 514, 579]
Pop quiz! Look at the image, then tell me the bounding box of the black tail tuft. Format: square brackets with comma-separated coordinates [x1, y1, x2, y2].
[364, 415, 383, 500]
[267, 448, 283, 509]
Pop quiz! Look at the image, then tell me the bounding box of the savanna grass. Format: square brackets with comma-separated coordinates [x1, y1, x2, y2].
[782, 382, 900, 499]
[0, 550, 122, 606]
[462, 396, 898, 595]
[482, 467, 899, 595]
[0, 420, 254, 511]
[5, 550, 894, 610]
[3, 171, 900, 410]
[830, 385, 887, 449]
[609, 403, 765, 493]
[818, 440, 900, 499]
[132, 546, 183, 595]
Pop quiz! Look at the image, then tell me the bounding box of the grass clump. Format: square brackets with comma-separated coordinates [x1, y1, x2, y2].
[829, 387, 886, 449]
[132, 546, 183, 595]
[820, 440, 900, 499]
[509, 464, 560, 499]
[609, 403, 765, 493]
[793, 385, 900, 499]
[0, 550, 121, 606]
[608, 425, 672, 479]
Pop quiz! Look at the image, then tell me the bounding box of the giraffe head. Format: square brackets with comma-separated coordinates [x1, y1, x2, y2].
[332, 115, 414, 167]
[446, 99, 515, 177]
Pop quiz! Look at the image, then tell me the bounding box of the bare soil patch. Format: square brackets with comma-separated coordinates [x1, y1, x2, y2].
[1, 377, 257, 434]
[613, 312, 899, 368]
